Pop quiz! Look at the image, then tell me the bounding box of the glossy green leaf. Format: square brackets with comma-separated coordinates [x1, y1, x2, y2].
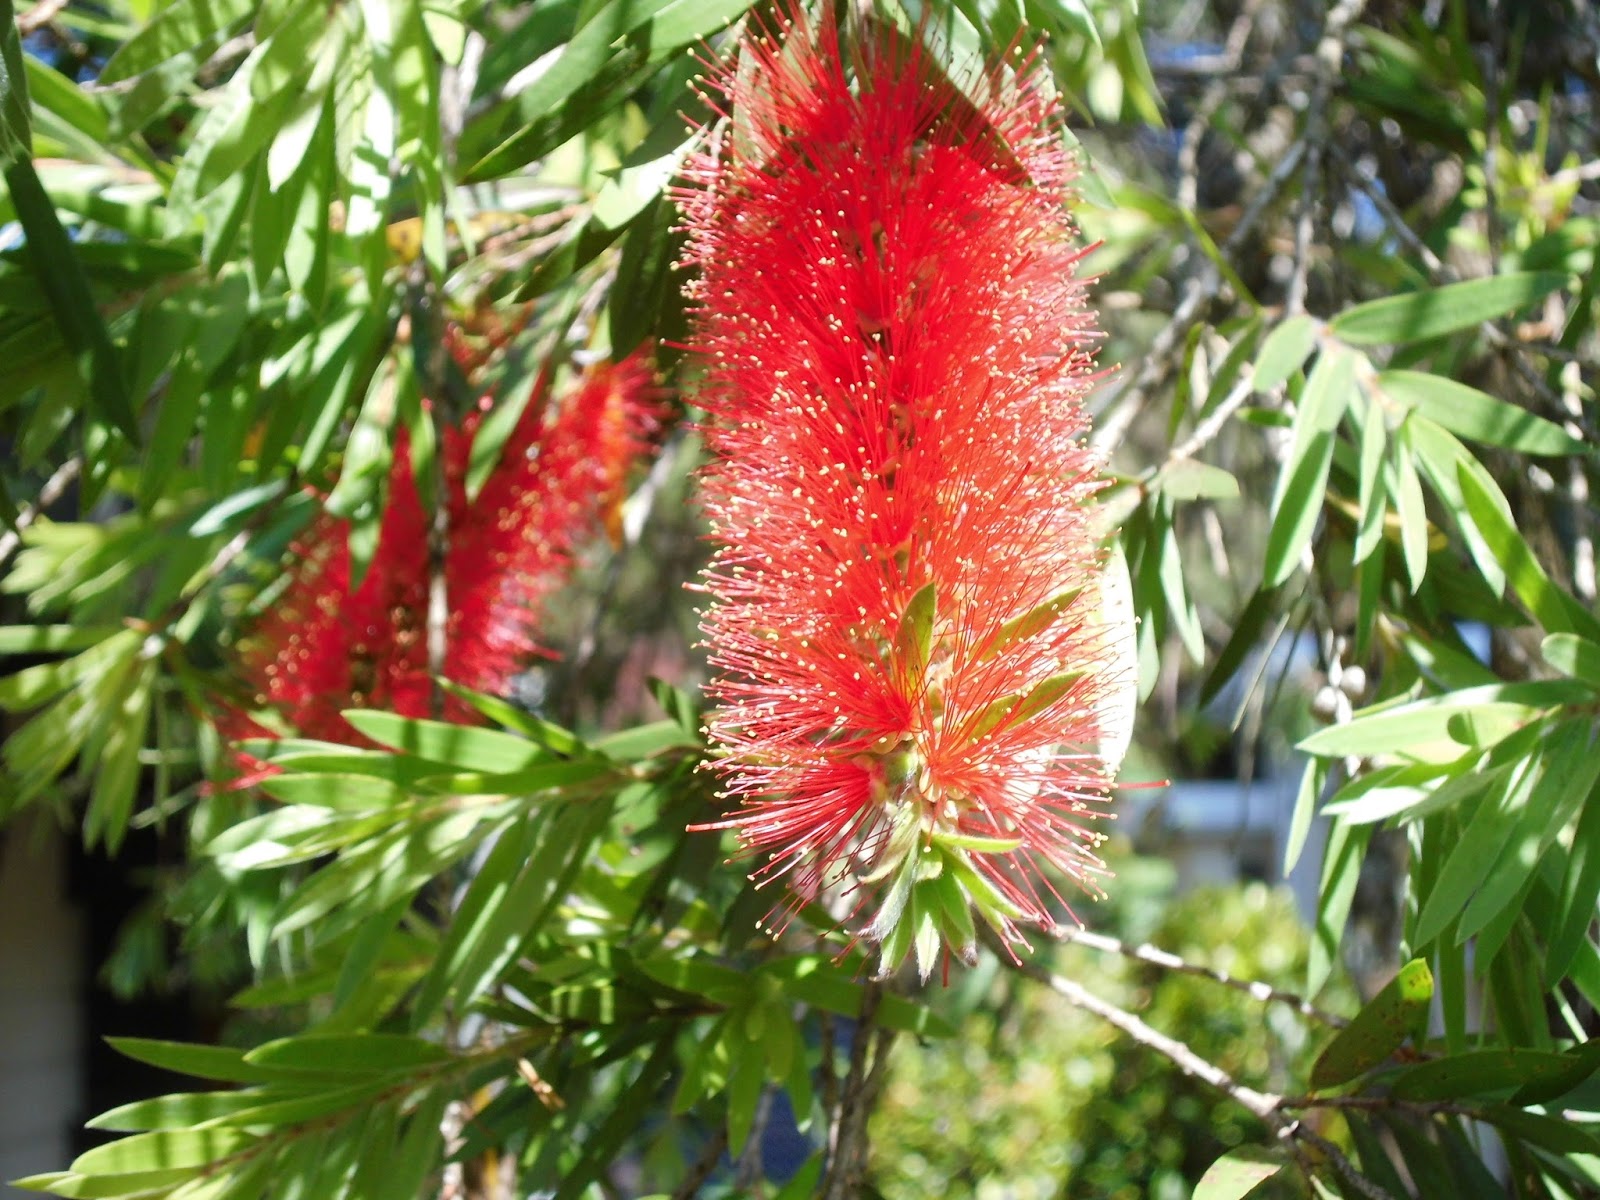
[1155, 459, 1240, 501]
[1251, 314, 1319, 392]
[105, 1038, 276, 1085]
[1390, 1048, 1574, 1102]
[1193, 1146, 1283, 1199]
[0, 0, 31, 163]
[1548, 775, 1600, 985]
[244, 1033, 451, 1075]
[1413, 748, 1542, 948]
[1262, 429, 1333, 587]
[4, 157, 138, 442]
[86, 1091, 272, 1133]
[1378, 369, 1589, 456]
[259, 773, 410, 810]
[1543, 632, 1600, 690]
[1309, 958, 1432, 1089]
[1392, 421, 1429, 591]
[1299, 681, 1585, 760]
[1331, 271, 1569, 345]
[464, 0, 754, 180]
[1352, 391, 1389, 565]
[70, 1129, 259, 1176]
[341, 710, 554, 772]
[1459, 461, 1600, 639]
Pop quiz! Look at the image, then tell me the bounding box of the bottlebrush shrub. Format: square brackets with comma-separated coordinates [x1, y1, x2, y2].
[679, 9, 1136, 979]
[225, 353, 658, 752]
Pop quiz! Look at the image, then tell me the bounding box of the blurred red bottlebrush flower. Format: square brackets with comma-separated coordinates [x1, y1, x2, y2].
[444, 356, 660, 697]
[228, 353, 659, 752]
[680, 10, 1136, 977]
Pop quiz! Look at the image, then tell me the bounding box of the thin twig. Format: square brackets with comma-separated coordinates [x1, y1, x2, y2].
[735, 1086, 774, 1192]
[1051, 924, 1349, 1027]
[16, 0, 68, 34]
[1014, 956, 1283, 1121]
[0, 455, 82, 568]
[669, 1124, 730, 1200]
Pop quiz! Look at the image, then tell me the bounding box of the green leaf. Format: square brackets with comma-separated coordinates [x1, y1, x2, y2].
[243, 1033, 451, 1075]
[259, 773, 410, 810]
[1298, 681, 1585, 760]
[1392, 421, 1430, 591]
[105, 1038, 275, 1085]
[766, 957, 956, 1037]
[212, 1079, 393, 1127]
[1310, 819, 1370, 995]
[99, 0, 255, 83]
[588, 720, 699, 762]
[1543, 632, 1600, 690]
[70, 1129, 259, 1176]
[341, 710, 553, 772]
[1283, 755, 1322, 873]
[1390, 1048, 1575, 1102]
[1413, 748, 1541, 948]
[1378, 370, 1589, 456]
[0, 0, 32, 163]
[14, 1166, 199, 1195]
[1331, 271, 1569, 345]
[1309, 959, 1432, 1089]
[464, 0, 754, 180]
[0, 624, 124, 654]
[1262, 429, 1333, 587]
[87, 1091, 274, 1132]
[3, 157, 139, 442]
[1251, 314, 1319, 392]
[1459, 461, 1600, 639]
[1193, 1146, 1284, 1199]
[410, 798, 615, 1029]
[1155, 459, 1240, 501]
[1548, 773, 1600, 984]
[1352, 391, 1389, 565]
[1484, 1106, 1600, 1155]
[983, 585, 1083, 661]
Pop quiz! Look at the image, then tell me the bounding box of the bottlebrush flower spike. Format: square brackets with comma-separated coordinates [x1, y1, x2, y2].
[445, 356, 661, 697]
[681, 10, 1134, 978]
[230, 352, 658, 750]
[240, 439, 434, 743]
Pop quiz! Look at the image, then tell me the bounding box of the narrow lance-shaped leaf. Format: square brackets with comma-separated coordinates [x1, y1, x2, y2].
[1378, 369, 1589, 456]
[1309, 958, 1433, 1089]
[1331, 271, 1569, 345]
[2, 157, 140, 442]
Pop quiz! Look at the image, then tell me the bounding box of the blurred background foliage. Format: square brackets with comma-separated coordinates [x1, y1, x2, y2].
[872, 853, 1348, 1200]
[3, 0, 1600, 1195]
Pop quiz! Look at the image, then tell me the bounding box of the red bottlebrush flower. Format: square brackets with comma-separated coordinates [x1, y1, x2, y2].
[445, 356, 661, 697]
[240, 438, 434, 744]
[681, 11, 1134, 976]
[229, 352, 658, 751]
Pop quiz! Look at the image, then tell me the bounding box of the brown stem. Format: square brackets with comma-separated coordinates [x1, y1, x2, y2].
[0, 455, 82, 568]
[820, 981, 887, 1200]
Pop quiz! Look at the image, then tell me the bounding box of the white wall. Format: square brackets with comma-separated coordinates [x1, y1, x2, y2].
[0, 817, 82, 1194]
